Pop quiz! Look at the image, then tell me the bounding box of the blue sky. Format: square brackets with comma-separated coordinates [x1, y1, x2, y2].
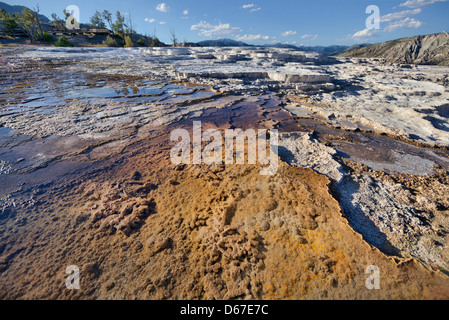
[9, 0, 449, 45]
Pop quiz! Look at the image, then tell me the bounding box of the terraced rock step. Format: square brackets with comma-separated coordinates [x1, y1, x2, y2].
[1, 46, 449, 300]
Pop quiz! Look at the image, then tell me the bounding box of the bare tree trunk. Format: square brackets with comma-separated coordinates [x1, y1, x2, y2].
[170, 28, 177, 47]
[33, 5, 44, 40]
[127, 11, 133, 35]
[30, 23, 36, 42]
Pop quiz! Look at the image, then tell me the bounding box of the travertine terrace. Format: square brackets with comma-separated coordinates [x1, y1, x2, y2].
[1, 46, 449, 299]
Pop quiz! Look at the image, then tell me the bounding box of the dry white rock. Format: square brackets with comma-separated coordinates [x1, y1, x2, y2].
[277, 132, 345, 182]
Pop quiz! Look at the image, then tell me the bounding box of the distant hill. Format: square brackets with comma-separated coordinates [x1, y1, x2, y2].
[0, 1, 50, 23]
[342, 43, 371, 52]
[297, 45, 354, 56]
[340, 32, 449, 66]
[196, 38, 356, 56]
[197, 38, 251, 47]
[263, 42, 299, 50]
[262, 43, 349, 55]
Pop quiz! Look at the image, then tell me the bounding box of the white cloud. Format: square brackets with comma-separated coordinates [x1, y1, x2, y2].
[156, 3, 170, 13]
[282, 30, 297, 37]
[191, 21, 211, 30]
[301, 34, 318, 40]
[183, 10, 189, 15]
[145, 18, 156, 23]
[380, 8, 422, 22]
[159, 21, 167, 25]
[384, 17, 424, 31]
[399, 0, 446, 8]
[352, 28, 379, 40]
[235, 34, 271, 41]
[351, 5, 425, 41]
[242, 4, 261, 12]
[379, 9, 424, 32]
[191, 21, 242, 37]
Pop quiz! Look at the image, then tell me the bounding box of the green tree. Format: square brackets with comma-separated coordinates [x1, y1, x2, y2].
[50, 13, 66, 31]
[16, 7, 43, 42]
[124, 35, 133, 47]
[55, 36, 74, 47]
[42, 31, 54, 42]
[89, 10, 105, 29]
[102, 10, 113, 31]
[102, 35, 118, 47]
[112, 11, 125, 37]
[0, 9, 18, 36]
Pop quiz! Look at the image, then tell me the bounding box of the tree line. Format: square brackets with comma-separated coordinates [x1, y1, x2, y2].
[89, 10, 131, 37]
[0, 6, 164, 47]
[0, 5, 46, 42]
[88, 9, 165, 47]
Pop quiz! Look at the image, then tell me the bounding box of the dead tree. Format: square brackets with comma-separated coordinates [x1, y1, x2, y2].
[170, 28, 177, 47]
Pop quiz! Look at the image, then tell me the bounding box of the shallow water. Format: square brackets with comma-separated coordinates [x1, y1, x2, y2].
[2, 53, 448, 180]
[293, 117, 449, 175]
[2, 47, 449, 300]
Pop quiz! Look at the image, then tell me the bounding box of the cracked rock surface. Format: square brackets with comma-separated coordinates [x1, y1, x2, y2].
[1, 47, 449, 299]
